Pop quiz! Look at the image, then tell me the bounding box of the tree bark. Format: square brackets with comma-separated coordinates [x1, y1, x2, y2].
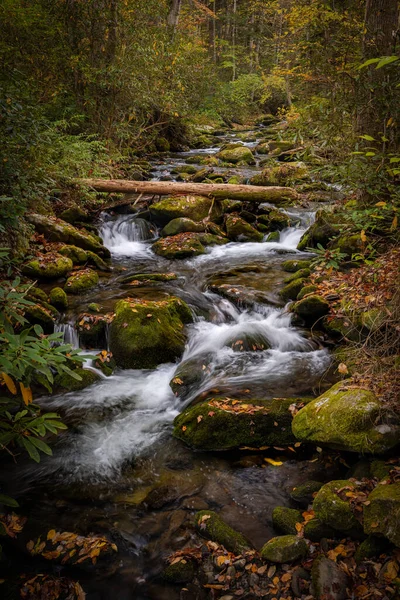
[76, 179, 299, 205]
[167, 0, 182, 29]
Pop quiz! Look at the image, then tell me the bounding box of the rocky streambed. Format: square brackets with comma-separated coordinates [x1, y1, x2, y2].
[2, 123, 400, 599]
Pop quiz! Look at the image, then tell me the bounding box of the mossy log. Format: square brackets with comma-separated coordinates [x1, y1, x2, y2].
[77, 178, 299, 205]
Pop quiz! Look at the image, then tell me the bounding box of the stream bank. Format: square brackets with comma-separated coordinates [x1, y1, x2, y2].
[1, 122, 399, 600]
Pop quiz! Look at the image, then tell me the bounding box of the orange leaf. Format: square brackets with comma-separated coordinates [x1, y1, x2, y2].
[1, 372, 17, 395]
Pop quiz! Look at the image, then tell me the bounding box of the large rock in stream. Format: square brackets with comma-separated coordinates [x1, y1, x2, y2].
[109, 296, 192, 369]
[152, 232, 227, 259]
[22, 252, 73, 280]
[26, 213, 109, 256]
[149, 195, 217, 225]
[292, 381, 400, 454]
[173, 396, 311, 450]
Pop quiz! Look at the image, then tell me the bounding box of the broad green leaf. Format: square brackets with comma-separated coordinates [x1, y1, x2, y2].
[0, 494, 19, 507]
[376, 56, 399, 69]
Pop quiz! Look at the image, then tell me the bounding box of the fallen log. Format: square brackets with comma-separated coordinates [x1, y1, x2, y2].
[76, 179, 299, 205]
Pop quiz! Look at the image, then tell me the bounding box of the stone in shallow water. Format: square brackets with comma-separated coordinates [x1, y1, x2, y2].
[272, 507, 303, 535]
[260, 535, 308, 563]
[64, 269, 99, 295]
[22, 252, 73, 280]
[225, 214, 263, 242]
[149, 195, 215, 225]
[312, 480, 362, 533]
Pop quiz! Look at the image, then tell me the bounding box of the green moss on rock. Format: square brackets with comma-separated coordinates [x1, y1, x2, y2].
[225, 214, 263, 242]
[64, 269, 99, 295]
[370, 460, 392, 481]
[272, 507, 303, 535]
[290, 481, 323, 506]
[77, 313, 108, 348]
[292, 295, 330, 326]
[173, 396, 310, 450]
[59, 245, 88, 264]
[282, 260, 311, 273]
[86, 251, 110, 271]
[303, 518, 335, 542]
[354, 535, 391, 562]
[217, 145, 255, 165]
[311, 556, 348, 600]
[149, 195, 214, 225]
[22, 253, 73, 280]
[152, 233, 206, 259]
[60, 206, 88, 224]
[279, 278, 306, 302]
[109, 296, 192, 369]
[163, 559, 195, 583]
[313, 480, 362, 532]
[260, 535, 308, 563]
[49, 287, 68, 309]
[284, 268, 311, 283]
[24, 303, 56, 333]
[292, 381, 400, 454]
[297, 210, 339, 251]
[266, 231, 280, 242]
[161, 218, 205, 237]
[195, 510, 251, 553]
[28, 287, 48, 303]
[54, 368, 100, 393]
[297, 285, 317, 300]
[363, 482, 400, 547]
[251, 162, 309, 186]
[330, 233, 362, 259]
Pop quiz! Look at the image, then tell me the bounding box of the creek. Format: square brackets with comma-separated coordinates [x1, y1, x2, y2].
[6, 128, 339, 599]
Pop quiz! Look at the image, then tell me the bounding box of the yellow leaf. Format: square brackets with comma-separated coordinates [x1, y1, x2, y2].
[20, 382, 33, 405]
[216, 555, 227, 567]
[338, 363, 349, 375]
[375, 201, 387, 207]
[47, 529, 56, 541]
[1, 372, 17, 395]
[264, 458, 283, 466]
[391, 215, 398, 230]
[360, 230, 367, 242]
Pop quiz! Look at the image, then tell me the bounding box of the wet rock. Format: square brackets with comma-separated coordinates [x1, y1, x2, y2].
[191, 167, 215, 182]
[94, 352, 116, 377]
[297, 210, 340, 251]
[284, 268, 311, 283]
[162, 558, 196, 583]
[49, 287, 68, 309]
[255, 141, 270, 154]
[292, 294, 330, 326]
[311, 556, 348, 600]
[272, 507, 303, 535]
[194, 510, 252, 553]
[27, 286, 48, 303]
[225, 214, 263, 242]
[297, 284, 318, 300]
[22, 252, 73, 280]
[149, 195, 215, 225]
[64, 269, 99, 295]
[217, 145, 255, 165]
[282, 259, 312, 272]
[260, 535, 308, 563]
[291, 566, 310, 597]
[173, 396, 309, 450]
[266, 231, 280, 242]
[251, 162, 309, 186]
[267, 209, 291, 230]
[77, 313, 108, 348]
[155, 137, 170, 152]
[279, 278, 307, 302]
[290, 481, 323, 507]
[121, 272, 178, 285]
[370, 460, 392, 481]
[26, 213, 109, 256]
[219, 199, 242, 214]
[152, 232, 205, 259]
[363, 482, 400, 546]
[303, 518, 335, 542]
[88, 302, 102, 312]
[161, 217, 205, 237]
[292, 381, 400, 453]
[60, 205, 88, 224]
[170, 354, 211, 399]
[312, 480, 362, 533]
[54, 368, 100, 393]
[24, 302, 57, 333]
[59, 245, 88, 264]
[109, 296, 192, 369]
[86, 250, 111, 271]
[329, 233, 363, 259]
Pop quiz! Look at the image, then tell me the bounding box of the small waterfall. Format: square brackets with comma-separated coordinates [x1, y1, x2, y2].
[99, 214, 156, 256]
[54, 322, 79, 349]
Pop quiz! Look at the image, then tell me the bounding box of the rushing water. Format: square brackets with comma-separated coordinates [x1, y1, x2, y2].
[6, 128, 337, 599]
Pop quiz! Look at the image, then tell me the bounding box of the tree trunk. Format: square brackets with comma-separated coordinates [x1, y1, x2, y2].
[167, 0, 182, 29]
[76, 179, 299, 205]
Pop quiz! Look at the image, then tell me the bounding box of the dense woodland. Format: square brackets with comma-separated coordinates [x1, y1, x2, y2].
[0, 1, 400, 599]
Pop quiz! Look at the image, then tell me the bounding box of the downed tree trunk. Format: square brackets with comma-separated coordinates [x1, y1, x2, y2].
[77, 179, 299, 205]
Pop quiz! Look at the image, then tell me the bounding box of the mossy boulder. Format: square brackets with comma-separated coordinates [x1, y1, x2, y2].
[268, 141, 294, 153]
[26, 213, 109, 256]
[272, 507, 303, 535]
[303, 518, 335, 542]
[22, 253, 73, 280]
[59, 245, 88, 265]
[94, 352, 116, 377]
[323, 315, 362, 342]
[279, 278, 306, 302]
[27, 287, 48, 303]
[152, 232, 205, 259]
[265, 231, 279, 242]
[290, 481, 324, 507]
[292, 295, 330, 326]
[363, 483, 400, 547]
[354, 535, 391, 562]
[163, 559, 195, 583]
[161, 218, 205, 237]
[155, 136, 170, 152]
[284, 268, 311, 283]
[268, 209, 291, 230]
[24, 303, 57, 334]
[251, 162, 309, 186]
[109, 296, 192, 369]
[297, 210, 339, 251]
[122, 272, 178, 285]
[88, 302, 102, 313]
[170, 354, 211, 399]
[173, 396, 310, 450]
[60, 206, 88, 224]
[312, 480, 362, 533]
[292, 381, 400, 454]
[216, 145, 255, 165]
[225, 214, 263, 242]
[149, 195, 214, 225]
[64, 269, 99, 295]
[361, 308, 387, 333]
[260, 535, 308, 563]
[255, 141, 270, 154]
[329, 233, 363, 259]
[54, 368, 100, 393]
[86, 251, 110, 271]
[282, 259, 311, 273]
[49, 287, 68, 309]
[370, 460, 392, 481]
[311, 556, 348, 600]
[194, 510, 251, 553]
[297, 285, 318, 300]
